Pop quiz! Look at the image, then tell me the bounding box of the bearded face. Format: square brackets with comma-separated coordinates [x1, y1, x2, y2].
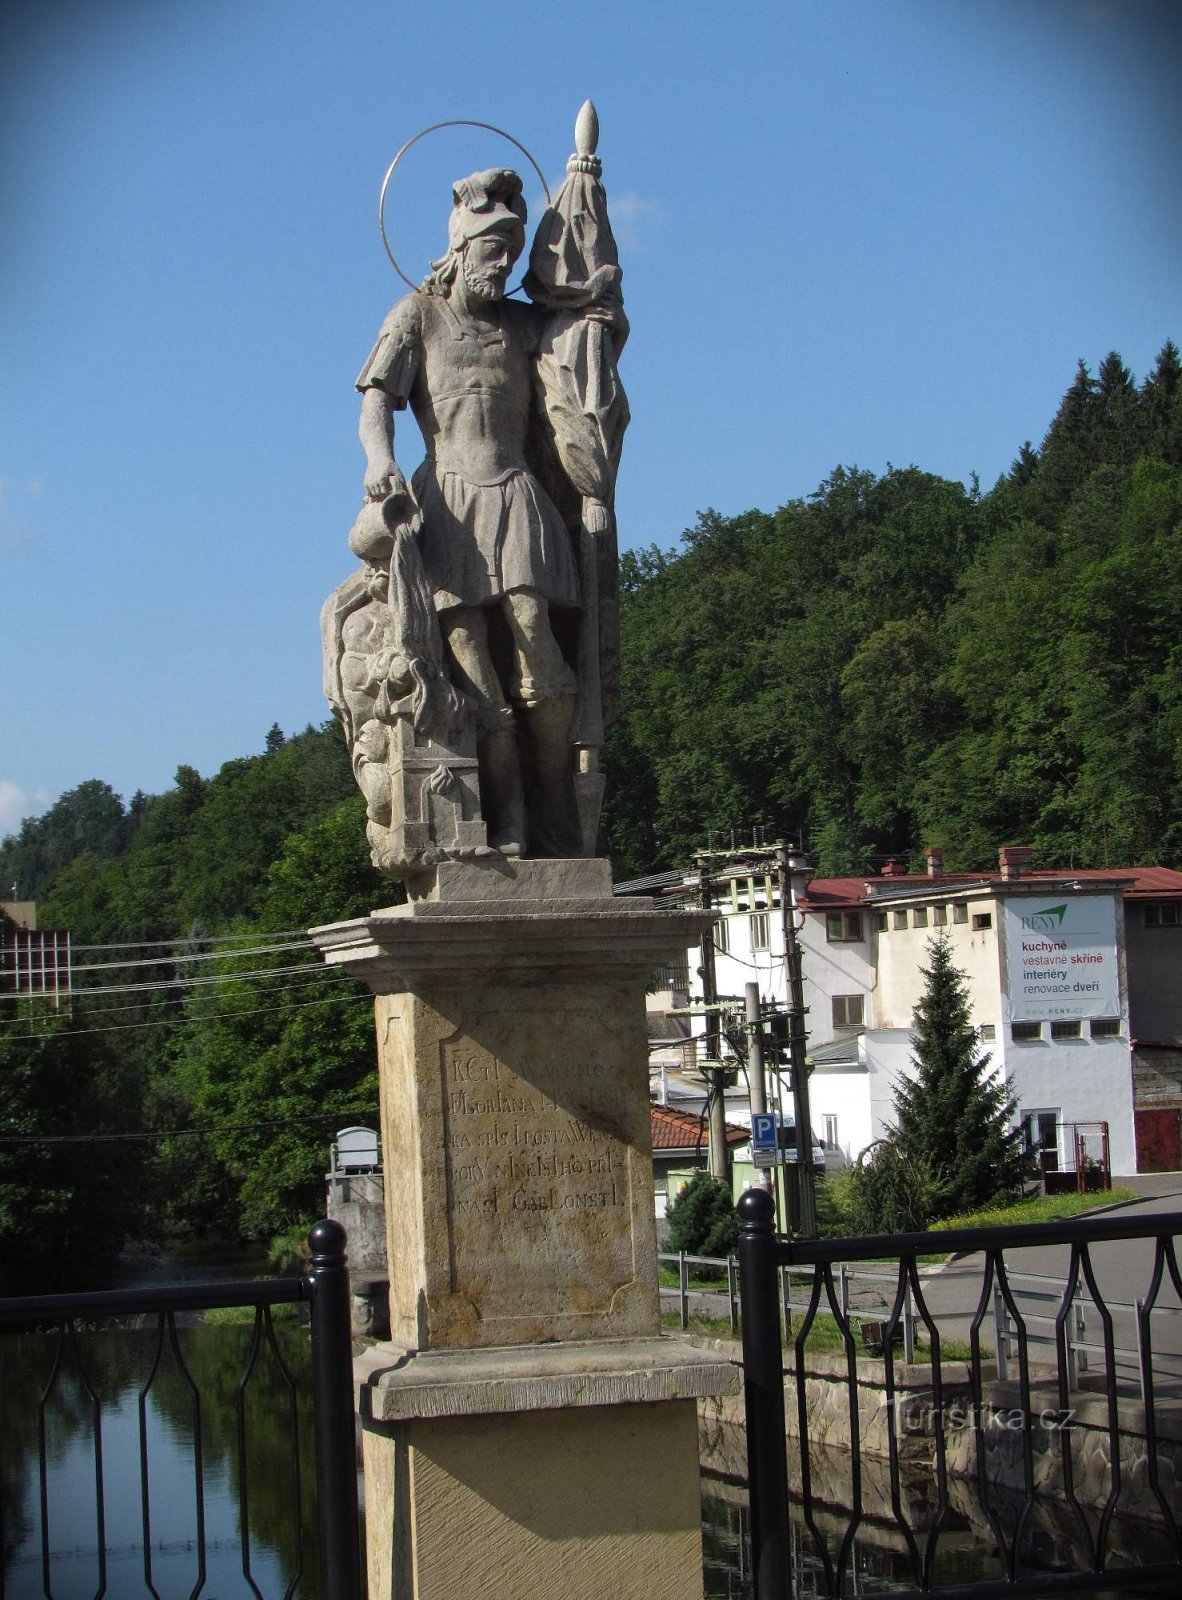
[460, 233, 516, 302]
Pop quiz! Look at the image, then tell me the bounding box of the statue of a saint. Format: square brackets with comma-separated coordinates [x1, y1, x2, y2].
[324, 108, 627, 879]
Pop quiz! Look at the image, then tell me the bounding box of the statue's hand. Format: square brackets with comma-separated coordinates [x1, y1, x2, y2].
[364, 458, 404, 501]
[582, 497, 611, 535]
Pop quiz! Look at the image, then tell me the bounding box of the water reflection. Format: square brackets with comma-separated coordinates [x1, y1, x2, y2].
[1, 1317, 322, 1600]
[703, 1458, 1176, 1600]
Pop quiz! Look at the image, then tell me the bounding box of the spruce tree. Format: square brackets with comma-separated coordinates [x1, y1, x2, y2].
[1142, 339, 1182, 466]
[893, 935, 1029, 1217]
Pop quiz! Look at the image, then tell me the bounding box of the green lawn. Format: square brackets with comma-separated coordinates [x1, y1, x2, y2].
[931, 1186, 1137, 1235]
[661, 1308, 978, 1362]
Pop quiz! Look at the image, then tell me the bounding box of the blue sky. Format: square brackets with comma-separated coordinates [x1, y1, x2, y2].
[2, 0, 1179, 837]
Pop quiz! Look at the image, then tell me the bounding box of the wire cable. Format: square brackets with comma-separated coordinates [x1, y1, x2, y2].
[0, 1107, 381, 1145]
[71, 939, 315, 975]
[70, 928, 314, 952]
[1, 987, 370, 1041]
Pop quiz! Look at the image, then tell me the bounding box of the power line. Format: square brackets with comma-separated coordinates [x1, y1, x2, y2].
[71, 938, 314, 975]
[0, 1107, 380, 1146]
[65, 960, 328, 1000]
[1, 988, 369, 1041]
[71, 928, 313, 953]
[0, 969, 356, 1028]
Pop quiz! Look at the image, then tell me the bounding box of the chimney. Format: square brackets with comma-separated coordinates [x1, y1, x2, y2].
[881, 858, 907, 877]
[924, 846, 944, 878]
[999, 845, 1033, 881]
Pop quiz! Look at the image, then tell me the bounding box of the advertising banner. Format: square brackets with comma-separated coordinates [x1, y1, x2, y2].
[1004, 896, 1119, 1022]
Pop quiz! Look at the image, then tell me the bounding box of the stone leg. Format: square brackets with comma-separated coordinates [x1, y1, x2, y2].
[521, 692, 583, 859]
[475, 724, 527, 856]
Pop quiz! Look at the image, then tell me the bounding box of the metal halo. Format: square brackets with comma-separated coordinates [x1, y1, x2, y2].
[378, 120, 552, 294]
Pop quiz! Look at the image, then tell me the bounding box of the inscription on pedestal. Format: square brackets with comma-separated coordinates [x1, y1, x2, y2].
[439, 1030, 637, 1319]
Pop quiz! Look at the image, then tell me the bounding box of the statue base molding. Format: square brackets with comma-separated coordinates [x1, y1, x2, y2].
[356, 1338, 736, 1600]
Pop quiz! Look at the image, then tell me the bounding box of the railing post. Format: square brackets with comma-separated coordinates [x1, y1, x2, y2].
[728, 1254, 739, 1335]
[679, 1251, 689, 1330]
[903, 1281, 915, 1364]
[1074, 1285, 1088, 1376]
[993, 1284, 1009, 1382]
[307, 1219, 363, 1600]
[737, 1187, 791, 1599]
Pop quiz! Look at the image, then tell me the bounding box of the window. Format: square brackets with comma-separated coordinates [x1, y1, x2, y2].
[952, 905, 968, 925]
[823, 1114, 839, 1148]
[978, 1024, 996, 1041]
[832, 994, 865, 1029]
[1011, 1021, 1042, 1042]
[713, 916, 729, 954]
[933, 904, 948, 926]
[1145, 903, 1181, 929]
[912, 907, 928, 929]
[750, 912, 769, 950]
[874, 910, 889, 932]
[893, 910, 908, 930]
[1051, 1019, 1082, 1041]
[1090, 1017, 1121, 1039]
[972, 912, 993, 931]
[826, 911, 864, 942]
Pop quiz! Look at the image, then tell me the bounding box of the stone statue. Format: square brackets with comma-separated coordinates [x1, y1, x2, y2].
[322, 104, 628, 879]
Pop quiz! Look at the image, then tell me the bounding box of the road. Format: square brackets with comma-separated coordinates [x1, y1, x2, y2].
[910, 1177, 1182, 1396]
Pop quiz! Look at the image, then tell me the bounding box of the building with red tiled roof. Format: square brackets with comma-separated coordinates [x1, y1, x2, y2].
[648, 1102, 747, 1218]
[655, 847, 1182, 1177]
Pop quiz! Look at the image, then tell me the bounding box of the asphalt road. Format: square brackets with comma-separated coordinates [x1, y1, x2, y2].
[910, 1176, 1182, 1396]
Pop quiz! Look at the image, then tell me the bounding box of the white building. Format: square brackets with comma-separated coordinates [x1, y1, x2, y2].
[659, 846, 1182, 1177]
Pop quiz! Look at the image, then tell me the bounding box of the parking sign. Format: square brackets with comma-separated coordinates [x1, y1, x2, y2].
[751, 1111, 777, 1151]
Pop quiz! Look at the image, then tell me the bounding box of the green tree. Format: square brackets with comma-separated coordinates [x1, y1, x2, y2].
[893, 935, 1028, 1216]
[665, 1170, 738, 1258]
[835, 1141, 945, 1235]
[0, 1000, 150, 1291]
[172, 798, 381, 1246]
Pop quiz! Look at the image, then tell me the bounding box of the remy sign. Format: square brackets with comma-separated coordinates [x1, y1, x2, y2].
[1004, 895, 1120, 1022]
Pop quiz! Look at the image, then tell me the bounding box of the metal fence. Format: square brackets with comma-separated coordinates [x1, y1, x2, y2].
[736, 1188, 1182, 1599]
[0, 1219, 362, 1600]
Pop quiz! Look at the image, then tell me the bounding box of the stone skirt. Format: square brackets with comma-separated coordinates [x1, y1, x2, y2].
[412, 460, 579, 613]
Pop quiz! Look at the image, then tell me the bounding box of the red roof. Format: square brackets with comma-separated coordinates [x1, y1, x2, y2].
[650, 1102, 747, 1151]
[799, 865, 1182, 909]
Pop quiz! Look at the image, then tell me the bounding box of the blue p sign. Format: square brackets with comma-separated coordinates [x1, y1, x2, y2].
[751, 1111, 777, 1150]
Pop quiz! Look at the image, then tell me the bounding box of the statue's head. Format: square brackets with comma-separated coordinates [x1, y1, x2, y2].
[425, 168, 526, 301]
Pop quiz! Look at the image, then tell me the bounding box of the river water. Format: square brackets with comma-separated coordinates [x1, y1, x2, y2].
[1, 1316, 321, 1600]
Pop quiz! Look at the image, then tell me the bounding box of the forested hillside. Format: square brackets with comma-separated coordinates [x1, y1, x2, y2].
[2, 343, 1179, 1288]
[603, 343, 1182, 876]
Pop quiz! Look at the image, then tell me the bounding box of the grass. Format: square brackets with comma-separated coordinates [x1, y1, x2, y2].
[660, 1308, 978, 1363]
[658, 1263, 729, 1291]
[931, 1187, 1136, 1234]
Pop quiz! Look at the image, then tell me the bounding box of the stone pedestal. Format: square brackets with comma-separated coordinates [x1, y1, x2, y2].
[311, 860, 736, 1600]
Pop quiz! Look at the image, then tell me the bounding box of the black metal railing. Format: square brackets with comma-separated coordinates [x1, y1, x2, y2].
[0, 1218, 361, 1600]
[737, 1187, 1182, 1599]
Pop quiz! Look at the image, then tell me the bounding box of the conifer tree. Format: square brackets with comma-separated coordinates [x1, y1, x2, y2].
[893, 935, 1029, 1216]
[1142, 339, 1182, 466]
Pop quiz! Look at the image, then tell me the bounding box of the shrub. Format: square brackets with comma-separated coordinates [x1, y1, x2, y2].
[666, 1171, 739, 1258]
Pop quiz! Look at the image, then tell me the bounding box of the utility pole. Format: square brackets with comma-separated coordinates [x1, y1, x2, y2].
[777, 841, 817, 1236]
[697, 858, 730, 1182]
[744, 981, 770, 1189]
